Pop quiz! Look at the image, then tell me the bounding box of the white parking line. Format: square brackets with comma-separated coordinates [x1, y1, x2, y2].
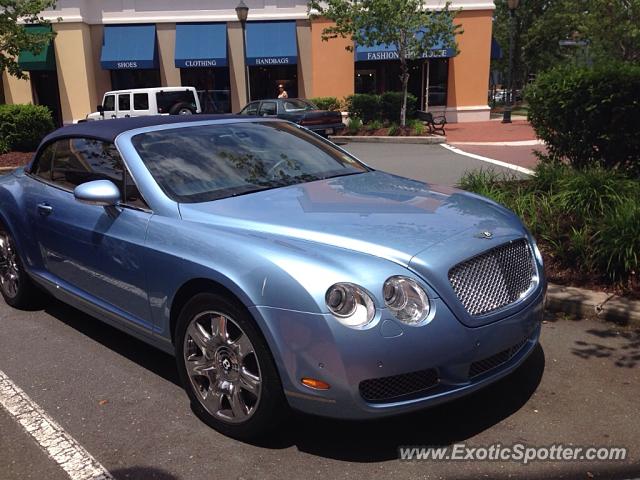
[450, 139, 544, 146]
[441, 143, 535, 176]
[0, 369, 113, 480]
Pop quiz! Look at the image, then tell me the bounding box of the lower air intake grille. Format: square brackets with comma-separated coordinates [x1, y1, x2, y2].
[469, 337, 528, 378]
[359, 368, 439, 403]
[449, 239, 535, 316]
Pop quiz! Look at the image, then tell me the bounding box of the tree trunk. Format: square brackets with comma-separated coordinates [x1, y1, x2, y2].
[399, 54, 409, 127]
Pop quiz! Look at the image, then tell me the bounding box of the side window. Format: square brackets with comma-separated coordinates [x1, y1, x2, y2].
[32, 143, 56, 181]
[242, 102, 259, 115]
[50, 138, 124, 192]
[118, 94, 131, 111]
[103, 95, 115, 111]
[258, 102, 277, 116]
[133, 93, 149, 111]
[156, 91, 196, 114]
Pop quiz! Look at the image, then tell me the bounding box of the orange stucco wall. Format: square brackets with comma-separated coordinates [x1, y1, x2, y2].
[310, 19, 354, 100]
[447, 9, 492, 109]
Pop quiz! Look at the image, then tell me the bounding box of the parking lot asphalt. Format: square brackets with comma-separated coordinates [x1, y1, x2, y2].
[1, 301, 639, 480]
[1, 142, 639, 480]
[341, 142, 527, 185]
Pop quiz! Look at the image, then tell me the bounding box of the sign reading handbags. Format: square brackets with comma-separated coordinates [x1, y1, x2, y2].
[246, 56, 296, 66]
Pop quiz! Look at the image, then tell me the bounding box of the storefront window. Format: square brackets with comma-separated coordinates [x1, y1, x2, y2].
[110, 70, 161, 91]
[426, 58, 449, 108]
[355, 58, 449, 110]
[248, 65, 297, 101]
[31, 71, 63, 127]
[180, 67, 231, 113]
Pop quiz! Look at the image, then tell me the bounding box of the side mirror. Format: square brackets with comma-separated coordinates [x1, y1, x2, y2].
[74, 180, 120, 207]
[97, 105, 104, 113]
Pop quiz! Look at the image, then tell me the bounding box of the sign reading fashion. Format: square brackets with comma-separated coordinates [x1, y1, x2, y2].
[357, 48, 453, 62]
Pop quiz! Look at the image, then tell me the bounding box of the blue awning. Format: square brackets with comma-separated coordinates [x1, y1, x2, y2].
[100, 24, 158, 70]
[246, 21, 297, 66]
[175, 23, 228, 68]
[355, 30, 455, 61]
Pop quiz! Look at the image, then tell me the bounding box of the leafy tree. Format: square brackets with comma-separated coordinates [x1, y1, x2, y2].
[307, 0, 461, 126]
[0, 0, 57, 79]
[493, 0, 640, 89]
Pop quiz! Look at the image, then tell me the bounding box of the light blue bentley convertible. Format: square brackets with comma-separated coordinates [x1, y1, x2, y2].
[0, 116, 545, 440]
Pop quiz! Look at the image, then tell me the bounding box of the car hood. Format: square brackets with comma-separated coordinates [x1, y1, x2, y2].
[178, 171, 525, 268]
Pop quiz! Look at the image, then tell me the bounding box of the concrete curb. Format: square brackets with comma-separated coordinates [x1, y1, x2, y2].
[329, 135, 446, 145]
[545, 283, 640, 326]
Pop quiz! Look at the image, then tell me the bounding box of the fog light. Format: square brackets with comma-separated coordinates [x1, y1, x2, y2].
[301, 378, 330, 390]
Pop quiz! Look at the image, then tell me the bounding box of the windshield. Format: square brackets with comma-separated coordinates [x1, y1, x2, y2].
[282, 99, 316, 112]
[131, 121, 369, 203]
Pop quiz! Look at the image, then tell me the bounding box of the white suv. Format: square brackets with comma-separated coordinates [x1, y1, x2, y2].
[86, 87, 202, 121]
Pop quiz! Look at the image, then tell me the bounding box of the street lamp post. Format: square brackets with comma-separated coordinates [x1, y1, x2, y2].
[235, 0, 250, 104]
[502, 0, 519, 124]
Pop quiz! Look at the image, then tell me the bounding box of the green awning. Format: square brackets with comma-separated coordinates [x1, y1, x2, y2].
[18, 25, 55, 71]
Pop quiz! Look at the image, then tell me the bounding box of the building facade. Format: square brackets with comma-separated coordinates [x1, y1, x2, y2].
[2, 0, 494, 125]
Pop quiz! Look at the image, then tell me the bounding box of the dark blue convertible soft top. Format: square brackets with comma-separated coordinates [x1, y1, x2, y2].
[41, 115, 244, 145]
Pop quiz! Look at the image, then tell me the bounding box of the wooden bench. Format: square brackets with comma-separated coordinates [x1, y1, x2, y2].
[417, 111, 447, 135]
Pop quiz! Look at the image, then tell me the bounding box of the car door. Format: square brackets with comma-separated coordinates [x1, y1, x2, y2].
[29, 137, 153, 329]
[116, 92, 132, 118]
[102, 94, 116, 119]
[258, 101, 277, 117]
[131, 92, 151, 117]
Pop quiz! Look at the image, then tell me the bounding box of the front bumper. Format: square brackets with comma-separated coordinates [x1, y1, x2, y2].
[250, 286, 544, 420]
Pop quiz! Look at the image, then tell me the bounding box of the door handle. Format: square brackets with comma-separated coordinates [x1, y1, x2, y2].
[37, 203, 53, 216]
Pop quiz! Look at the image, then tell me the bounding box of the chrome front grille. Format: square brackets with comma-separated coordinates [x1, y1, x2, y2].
[448, 239, 535, 316]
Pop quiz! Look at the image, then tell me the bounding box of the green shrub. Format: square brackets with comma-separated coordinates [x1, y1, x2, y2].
[366, 119, 383, 131]
[388, 123, 400, 136]
[380, 91, 417, 123]
[0, 138, 9, 155]
[458, 163, 640, 285]
[345, 94, 380, 124]
[525, 62, 640, 176]
[0, 104, 54, 152]
[346, 116, 362, 134]
[309, 97, 342, 111]
[408, 118, 425, 135]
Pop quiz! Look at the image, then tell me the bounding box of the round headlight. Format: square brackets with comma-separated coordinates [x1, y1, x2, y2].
[325, 283, 376, 328]
[383, 276, 430, 325]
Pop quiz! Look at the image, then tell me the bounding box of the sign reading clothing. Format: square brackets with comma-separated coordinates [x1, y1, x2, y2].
[245, 21, 298, 67]
[175, 23, 228, 68]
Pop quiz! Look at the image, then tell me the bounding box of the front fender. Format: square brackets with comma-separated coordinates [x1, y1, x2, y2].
[143, 215, 431, 342]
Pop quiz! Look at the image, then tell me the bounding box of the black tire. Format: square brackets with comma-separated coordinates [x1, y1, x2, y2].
[169, 103, 195, 115]
[175, 292, 287, 440]
[0, 224, 44, 309]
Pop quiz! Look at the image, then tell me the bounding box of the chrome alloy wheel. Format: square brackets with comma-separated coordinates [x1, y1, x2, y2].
[183, 311, 262, 423]
[178, 108, 193, 115]
[0, 234, 20, 298]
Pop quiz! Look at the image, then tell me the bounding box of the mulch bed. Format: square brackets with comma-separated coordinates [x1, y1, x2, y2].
[542, 251, 639, 300]
[0, 152, 33, 168]
[349, 126, 435, 137]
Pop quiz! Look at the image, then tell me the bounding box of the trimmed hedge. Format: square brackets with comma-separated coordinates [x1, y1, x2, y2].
[525, 62, 640, 176]
[380, 91, 417, 123]
[345, 93, 380, 123]
[346, 92, 418, 124]
[0, 104, 54, 152]
[309, 97, 342, 111]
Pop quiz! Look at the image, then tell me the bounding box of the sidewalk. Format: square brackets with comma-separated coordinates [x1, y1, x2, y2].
[445, 117, 545, 171]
